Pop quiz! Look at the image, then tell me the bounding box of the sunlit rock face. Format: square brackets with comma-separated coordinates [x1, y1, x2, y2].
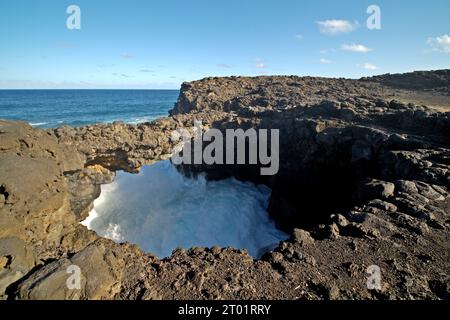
[82, 160, 288, 258]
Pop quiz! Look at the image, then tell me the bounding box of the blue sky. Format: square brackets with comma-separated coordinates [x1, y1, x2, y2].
[0, 0, 449, 89]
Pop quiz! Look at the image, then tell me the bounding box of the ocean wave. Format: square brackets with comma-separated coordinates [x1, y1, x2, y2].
[82, 160, 288, 258]
[29, 122, 49, 127]
[125, 115, 165, 125]
[26, 115, 167, 128]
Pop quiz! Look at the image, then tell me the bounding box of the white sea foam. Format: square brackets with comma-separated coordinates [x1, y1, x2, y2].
[81, 160, 288, 258]
[126, 116, 158, 125]
[104, 223, 124, 242]
[29, 122, 48, 127]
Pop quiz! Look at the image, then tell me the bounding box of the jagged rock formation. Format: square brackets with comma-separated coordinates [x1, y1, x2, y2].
[0, 70, 449, 300]
[362, 69, 450, 93]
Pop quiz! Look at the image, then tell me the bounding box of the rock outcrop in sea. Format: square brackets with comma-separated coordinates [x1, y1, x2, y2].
[0, 70, 449, 299]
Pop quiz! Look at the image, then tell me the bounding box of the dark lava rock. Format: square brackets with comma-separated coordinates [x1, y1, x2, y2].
[0, 70, 449, 300]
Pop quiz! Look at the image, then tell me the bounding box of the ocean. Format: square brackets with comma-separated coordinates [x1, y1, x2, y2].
[0, 90, 179, 128]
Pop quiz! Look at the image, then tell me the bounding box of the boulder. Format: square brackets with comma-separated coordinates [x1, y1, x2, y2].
[292, 229, 315, 246]
[361, 179, 395, 199]
[0, 237, 36, 299]
[16, 240, 125, 300]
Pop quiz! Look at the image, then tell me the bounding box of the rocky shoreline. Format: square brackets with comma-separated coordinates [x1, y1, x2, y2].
[0, 70, 449, 299]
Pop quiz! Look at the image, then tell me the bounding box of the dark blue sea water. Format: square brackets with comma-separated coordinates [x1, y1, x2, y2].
[0, 90, 179, 128]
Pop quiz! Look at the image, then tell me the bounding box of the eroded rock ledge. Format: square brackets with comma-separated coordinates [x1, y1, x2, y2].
[0, 70, 449, 300]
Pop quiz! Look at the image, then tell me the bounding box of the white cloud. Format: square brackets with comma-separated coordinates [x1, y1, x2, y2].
[255, 58, 266, 69]
[97, 64, 115, 68]
[317, 20, 357, 35]
[319, 58, 333, 64]
[121, 53, 135, 59]
[320, 48, 336, 54]
[362, 63, 378, 70]
[112, 73, 130, 78]
[427, 34, 450, 53]
[217, 63, 232, 68]
[295, 34, 303, 40]
[341, 43, 372, 53]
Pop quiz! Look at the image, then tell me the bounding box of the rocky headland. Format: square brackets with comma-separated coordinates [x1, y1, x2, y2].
[0, 70, 449, 300]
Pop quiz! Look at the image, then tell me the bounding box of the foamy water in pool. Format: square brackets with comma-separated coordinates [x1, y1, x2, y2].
[82, 160, 288, 258]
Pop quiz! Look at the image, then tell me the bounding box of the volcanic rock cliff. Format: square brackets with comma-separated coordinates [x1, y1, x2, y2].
[0, 70, 449, 300]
